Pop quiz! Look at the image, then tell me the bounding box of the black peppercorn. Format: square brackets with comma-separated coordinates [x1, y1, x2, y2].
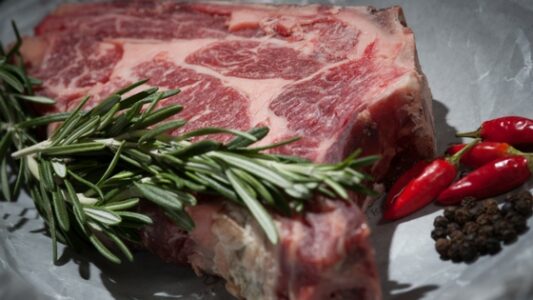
[447, 222, 461, 233]
[478, 225, 494, 237]
[435, 238, 450, 257]
[474, 236, 488, 254]
[460, 242, 477, 262]
[449, 230, 464, 242]
[464, 233, 476, 243]
[499, 228, 518, 244]
[448, 242, 462, 262]
[508, 214, 527, 233]
[476, 214, 491, 226]
[431, 227, 447, 241]
[493, 219, 512, 234]
[501, 202, 513, 215]
[516, 190, 533, 201]
[433, 215, 449, 228]
[463, 222, 479, 235]
[468, 203, 484, 218]
[511, 191, 533, 204]
[488, 213, 502, 224]
[514, 197, 533, 217]
[486, 238, 501, 255]
[482, 199, 499, 215]
[494, 223, 510, 242]
[455, 208, 471, 224]
[444, 207, 457, 221]
[461, 197, 477, 208]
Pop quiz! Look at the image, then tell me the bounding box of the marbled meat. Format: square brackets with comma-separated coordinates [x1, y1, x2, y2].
[21, 2, 435, 299]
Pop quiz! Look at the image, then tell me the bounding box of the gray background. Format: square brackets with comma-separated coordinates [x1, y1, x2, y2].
[1, 0, 533, 299]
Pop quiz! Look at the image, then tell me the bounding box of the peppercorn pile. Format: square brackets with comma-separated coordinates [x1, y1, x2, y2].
[432, 191, 533, 262]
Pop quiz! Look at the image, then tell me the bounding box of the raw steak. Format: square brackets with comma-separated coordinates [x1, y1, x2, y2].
[21, 1, 435, 299]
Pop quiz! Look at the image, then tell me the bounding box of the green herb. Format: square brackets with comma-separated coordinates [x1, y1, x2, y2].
[0, 23, 378, 263]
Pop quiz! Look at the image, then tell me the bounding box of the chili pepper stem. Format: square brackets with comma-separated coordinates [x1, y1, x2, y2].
[508, 146, 525, 156]
[528, 155, 533, 172]
[456, 129, 480, 138]
[447, 138, 480, 165]
[505, 146, 533, 170]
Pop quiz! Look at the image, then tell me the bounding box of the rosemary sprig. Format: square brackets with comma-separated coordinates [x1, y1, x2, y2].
[0, 23, 378, 263]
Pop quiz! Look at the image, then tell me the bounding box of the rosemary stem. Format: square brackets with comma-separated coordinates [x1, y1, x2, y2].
[93, 138, 122, 149]
[12, 140, 51, 158]
[77, 194, 98, 205]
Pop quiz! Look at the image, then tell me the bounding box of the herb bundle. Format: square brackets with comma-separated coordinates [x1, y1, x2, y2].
[0, 24, 377, 263]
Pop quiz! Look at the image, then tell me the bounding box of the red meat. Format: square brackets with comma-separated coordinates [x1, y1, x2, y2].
[22, 2, 436, 299]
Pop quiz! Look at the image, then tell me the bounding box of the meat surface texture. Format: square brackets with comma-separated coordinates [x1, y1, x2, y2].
[23, 1, 436, 299]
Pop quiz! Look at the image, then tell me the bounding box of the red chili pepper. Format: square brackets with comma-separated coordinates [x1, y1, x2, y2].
[457, 116, 533, 147]
[383, 140, 479, 221]
[383, 159, 457, 220]
[383, 160, 431, 210]
[445, 142, 524, 168]
[437, 156, 533, 205]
